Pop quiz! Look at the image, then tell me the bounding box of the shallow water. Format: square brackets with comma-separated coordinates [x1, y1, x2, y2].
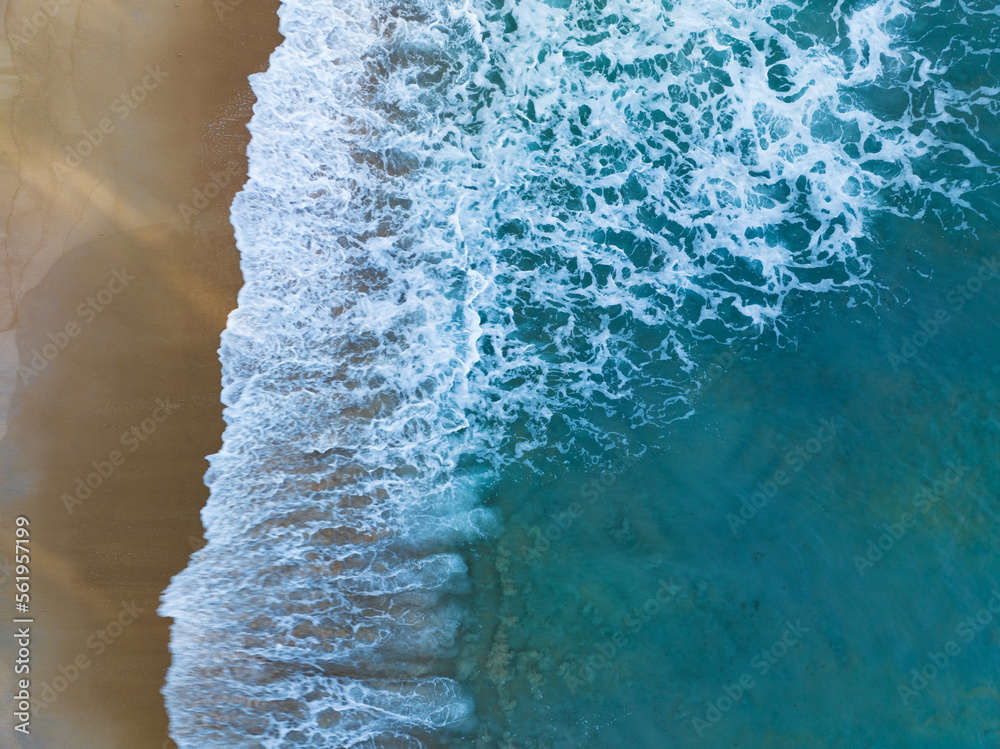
[160, 0, 1000, 745]
[455, 224, 1000, 748]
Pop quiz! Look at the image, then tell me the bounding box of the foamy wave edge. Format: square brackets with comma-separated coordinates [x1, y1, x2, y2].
[158, 0, 998, 743]
[159, 0, 496, 745]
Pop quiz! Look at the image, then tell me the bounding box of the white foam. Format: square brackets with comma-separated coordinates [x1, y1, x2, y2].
[161, 0, 994, 744]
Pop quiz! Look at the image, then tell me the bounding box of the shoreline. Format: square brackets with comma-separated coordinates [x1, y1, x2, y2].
[0, 1, 281, 746]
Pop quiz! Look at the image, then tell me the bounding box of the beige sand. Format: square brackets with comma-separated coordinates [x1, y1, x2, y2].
[0, 1, 281, 746]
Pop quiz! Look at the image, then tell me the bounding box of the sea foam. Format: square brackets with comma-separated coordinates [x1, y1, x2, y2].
[161, 0, 993, 744]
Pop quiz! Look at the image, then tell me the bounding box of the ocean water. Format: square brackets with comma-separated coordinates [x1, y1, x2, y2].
[159, 0, 1000, 746]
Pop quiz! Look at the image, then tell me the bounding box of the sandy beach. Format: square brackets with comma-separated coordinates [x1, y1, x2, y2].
[0, 1, 281, 746]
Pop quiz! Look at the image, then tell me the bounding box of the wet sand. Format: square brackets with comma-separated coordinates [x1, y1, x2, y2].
[0, 1, 281, 746]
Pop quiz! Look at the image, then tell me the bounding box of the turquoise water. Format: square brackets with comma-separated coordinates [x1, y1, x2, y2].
[455, 221, 1000, 747]
[445, 1, 1000, 745]
[160, 0, 999, 745]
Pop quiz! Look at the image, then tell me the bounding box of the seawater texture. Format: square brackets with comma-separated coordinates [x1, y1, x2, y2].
[161, 0, 997, 746]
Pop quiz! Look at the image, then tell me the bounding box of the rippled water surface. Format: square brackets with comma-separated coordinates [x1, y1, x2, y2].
[161, 0, 1000, 745]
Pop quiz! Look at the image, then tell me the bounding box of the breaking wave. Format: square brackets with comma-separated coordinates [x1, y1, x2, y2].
[160, 0, 997, 744]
